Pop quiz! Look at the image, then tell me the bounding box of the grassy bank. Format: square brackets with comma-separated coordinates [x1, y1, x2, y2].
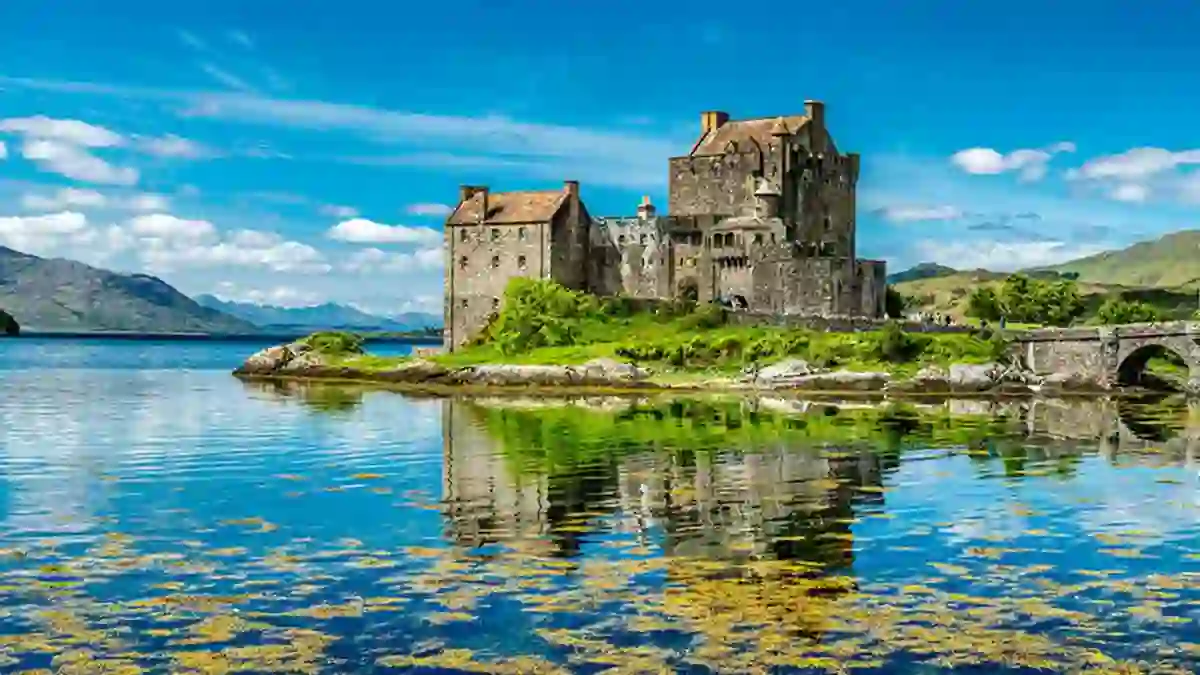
[306, 280, 1008, 383]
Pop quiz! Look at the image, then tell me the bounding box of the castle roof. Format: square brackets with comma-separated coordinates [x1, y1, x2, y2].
[447, 190, 567, 225]
[690, 114, 809, 156]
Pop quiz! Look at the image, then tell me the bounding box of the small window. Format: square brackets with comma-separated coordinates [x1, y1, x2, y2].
[618, 234, 627, 244]
[492, 297, 500, 310]
[490, 255, 500, 268]
[490, 228, 500, 241]
[518, 255, 527, 269]
[459, 229, 469, 242]
[640, 234, 647, 245]
[770, 233, 777, 244]
[518, 227, 527, 241]
[458, 256, 468, 269]
[753, 234, 763, 245]
[459, 298, 468, 309]
[824, 217, 832, 231]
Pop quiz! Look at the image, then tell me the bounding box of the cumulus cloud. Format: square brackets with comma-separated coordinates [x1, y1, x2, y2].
[405, 203, 453, 217]
[20, 138, 139, 185]
[914, 239, 1107, 271]
[874, 205, 964, 223]
[1065, 147, 1200, 204]
[127, 213, 218, 243]
[0, 211, 93, 257]
[343, 246, 442, 273]
[213, 282, 320, 308]
[21, 188, 107, 211]
[951, 142, 1075, 181]
[0, 115, 123, 147]
[327, 218, 441, 245]
[319, 204, 359, 218]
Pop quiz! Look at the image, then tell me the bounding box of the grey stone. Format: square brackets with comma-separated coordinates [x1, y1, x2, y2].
[375, 359, 449, 383]
[579, 358, 649, 382]
[776, 369, 890, 392]
[238, 345, 297, 375]
[752, 358, 818, 386]
[948, 363, 996, 392]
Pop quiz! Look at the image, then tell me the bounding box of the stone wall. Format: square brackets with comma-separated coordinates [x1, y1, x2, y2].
[726, 311, 975, 334]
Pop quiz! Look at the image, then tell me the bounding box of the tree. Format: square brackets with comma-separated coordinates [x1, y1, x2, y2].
[966, 287, 1003, 322]
[995, 274, 1085, 327]
[1095, 298, 1161, 325]
[884, 287, 908, 319]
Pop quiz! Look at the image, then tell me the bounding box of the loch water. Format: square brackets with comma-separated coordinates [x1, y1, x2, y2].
[0, 338, 1198, 673]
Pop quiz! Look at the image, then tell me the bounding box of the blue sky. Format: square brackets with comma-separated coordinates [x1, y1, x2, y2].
[1, 0, 1199, 314]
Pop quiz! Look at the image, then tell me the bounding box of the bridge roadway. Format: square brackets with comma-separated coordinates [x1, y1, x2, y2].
[1010, 321, 1200, 388]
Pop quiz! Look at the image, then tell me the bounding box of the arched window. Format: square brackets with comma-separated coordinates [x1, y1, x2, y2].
[490, 255, 500, 268]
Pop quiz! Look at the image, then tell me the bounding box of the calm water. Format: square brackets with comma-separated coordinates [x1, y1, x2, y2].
[0, 339, 1197, 673]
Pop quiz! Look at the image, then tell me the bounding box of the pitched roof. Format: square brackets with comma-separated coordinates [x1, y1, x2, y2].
[446, 190, 567, 225]
[690, 114, 810, 156]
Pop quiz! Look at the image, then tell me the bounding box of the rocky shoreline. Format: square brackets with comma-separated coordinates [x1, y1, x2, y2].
[233, 341, 1127, 396]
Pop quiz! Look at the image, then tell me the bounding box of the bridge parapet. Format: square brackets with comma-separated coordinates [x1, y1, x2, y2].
[1011, 321, 1200, 388]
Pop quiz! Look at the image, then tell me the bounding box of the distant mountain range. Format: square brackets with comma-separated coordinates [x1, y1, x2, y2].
[0, 246, 256, 333]
[194, 295, 440, 333]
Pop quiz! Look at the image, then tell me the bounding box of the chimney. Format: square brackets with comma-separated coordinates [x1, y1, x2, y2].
[805, 100, 826, 152]
[701, 110, 730, 134]
[563, 180, 580, 219]
[458, 185, 480, 203]
[636, 195, 656, 220]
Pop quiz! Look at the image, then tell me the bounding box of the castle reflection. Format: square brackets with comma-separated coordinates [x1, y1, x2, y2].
[440, 397, 896, 569]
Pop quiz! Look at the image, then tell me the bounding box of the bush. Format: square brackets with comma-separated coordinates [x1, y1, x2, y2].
[966, 287, 1003, 322]
[485, 278, 600, 355]
[301, 331, 365, 355]
[884, 287, 908, 319]
[678, 303, 728, 331]
[1095, 298, 1161, 325]
[871, 321, 928, 363]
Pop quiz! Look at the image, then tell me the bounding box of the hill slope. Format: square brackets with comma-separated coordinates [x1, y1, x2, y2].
[0, 246, 258, 333]
[886, 262, 957, 285]
[194, 295, 440, 332]
[1040, 229, 1200, 288]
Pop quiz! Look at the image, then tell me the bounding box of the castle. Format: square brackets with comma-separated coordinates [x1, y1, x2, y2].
[441, 101, 886, 350]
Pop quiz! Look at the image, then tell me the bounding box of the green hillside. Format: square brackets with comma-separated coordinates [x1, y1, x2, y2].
[1038, 229, 1200, 288]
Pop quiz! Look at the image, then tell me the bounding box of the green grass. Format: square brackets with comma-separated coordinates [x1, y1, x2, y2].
[320, 280, 1009, 381]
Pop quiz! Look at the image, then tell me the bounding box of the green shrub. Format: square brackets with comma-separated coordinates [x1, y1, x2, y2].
[301, 331, 365, 355]
[871, 322, 928, 363]
[1095, 298, 1161, 325]
[485, 278, 600, 355]
[678, 303, 727, 331]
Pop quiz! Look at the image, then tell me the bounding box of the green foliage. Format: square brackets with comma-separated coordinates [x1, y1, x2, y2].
[677, 303, 728, 331]
[884, 287, 908, 319]
[966, 287, 1003, 322]
[0, 309, 18, 336]
[485, 278, 601, 355]
[1095, 298, 1162, 325]
[872, 321, 928, 362]
[300, 330, 364, 355]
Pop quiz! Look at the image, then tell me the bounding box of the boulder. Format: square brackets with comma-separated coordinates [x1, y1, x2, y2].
[451, 360, 650, 387]
[238, 344, 300, 375]
[948, 363, 996, 392]
[749, 359, 822, 387]
[374, 359, 450, 383]
[1040, 371, 1105, 392]
[776, 369, 891, 392]
[579, 358, 650, 383]
[886, 365, 951, 394]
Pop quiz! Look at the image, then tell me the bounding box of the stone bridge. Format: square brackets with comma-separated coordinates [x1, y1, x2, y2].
[1012, 321, 1200, 388]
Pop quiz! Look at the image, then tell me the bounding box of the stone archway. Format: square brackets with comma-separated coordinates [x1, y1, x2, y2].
[1114, 338, 1200, 390]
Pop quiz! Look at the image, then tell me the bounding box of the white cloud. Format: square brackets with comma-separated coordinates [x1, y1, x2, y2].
[128, 213, 217, 243]
[0, 115, 123, 147]
[20, 138, 139, 185]
[0, 140, 6, 160]
[915, 239, 1107, 271]
[343, 246, 442, 273]
[213, 281, 321, 308]
[327, 218, 441, 245]
[1065, 147, 1200, 205]
[951, 142, 1075, 182]
[0, 211, 93, 257]
[199, 63, 255, 92]
[21, 187, 107, 211]
[136, 134, 211, 158]
[876, 205, 964, 223]
[319, 204, 359, 219]
[405, 203, 453, 217]
[126, 193, 171, 212]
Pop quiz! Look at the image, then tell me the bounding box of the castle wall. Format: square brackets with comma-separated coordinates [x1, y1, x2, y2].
[444, 220, 550, 348]
[668, 153, 755, 217]
[856, 259, 887, 318]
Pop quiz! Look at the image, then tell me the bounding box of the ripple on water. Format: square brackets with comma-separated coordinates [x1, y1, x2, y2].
[0, 353, 1198, 672]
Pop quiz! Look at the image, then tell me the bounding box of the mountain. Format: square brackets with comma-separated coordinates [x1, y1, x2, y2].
[194, 295, 441, 332]
[886, 262, 958, 285]
[1037, 229, 1200, 288]
[0, 246, 257, 333]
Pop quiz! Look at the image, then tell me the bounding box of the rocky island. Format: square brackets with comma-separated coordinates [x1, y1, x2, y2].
[234, 280, 1123, 397]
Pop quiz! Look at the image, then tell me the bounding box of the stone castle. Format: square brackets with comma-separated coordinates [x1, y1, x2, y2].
[441, 100, 886, 350]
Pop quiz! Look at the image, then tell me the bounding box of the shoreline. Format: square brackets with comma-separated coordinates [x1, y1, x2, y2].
[13, 331, 443, 344]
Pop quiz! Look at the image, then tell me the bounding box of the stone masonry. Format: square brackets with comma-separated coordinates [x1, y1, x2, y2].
[1012, 322, 1200, 388]
[442, 101, 887, 350]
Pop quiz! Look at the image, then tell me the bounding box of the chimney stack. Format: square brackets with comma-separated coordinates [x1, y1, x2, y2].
[701, 110, 730, 135]
[805, 100, 826, 152]
[637, 195, 656, 220]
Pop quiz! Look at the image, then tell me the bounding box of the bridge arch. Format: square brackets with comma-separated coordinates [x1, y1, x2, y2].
[1114, 335, 1200, 390]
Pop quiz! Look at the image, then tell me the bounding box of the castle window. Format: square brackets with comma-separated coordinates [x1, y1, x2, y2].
[491, 255, 500, 268]
[460, 298, 468, 309]
[490, 228, 500, 242]
[459, 229, 469, 243]
[640, 234, 647, 245]
[518, 227, 527, 241]
[771, 233, 777, 244]
[518, 255, 527, 269]
[753, 234, 762, 245]
[458, 256, 468, 270]
[492, 297, 500, 311]
[824, 217, 832, 231]
[618, 234, 627, 245]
